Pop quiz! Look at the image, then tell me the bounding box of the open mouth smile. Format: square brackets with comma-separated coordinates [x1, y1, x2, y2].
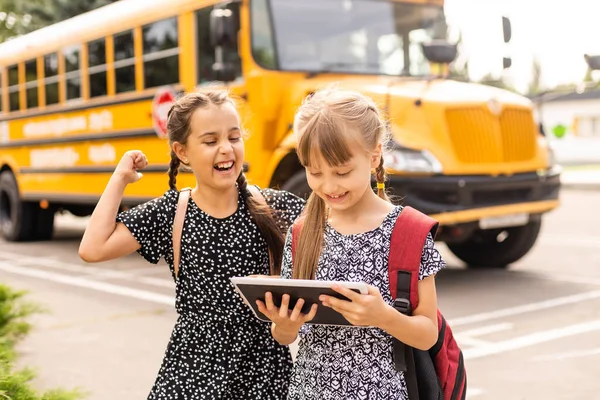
[214, 160, 235, 174]
[325, 192, 348, 203]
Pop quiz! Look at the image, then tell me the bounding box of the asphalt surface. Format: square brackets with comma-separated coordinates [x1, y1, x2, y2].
[1, 189, 598, 399]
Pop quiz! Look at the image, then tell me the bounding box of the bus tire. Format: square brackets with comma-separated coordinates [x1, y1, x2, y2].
[446, 218, 542, 269]
[0, 171, 36, 241]
[281, 170, 312, 200]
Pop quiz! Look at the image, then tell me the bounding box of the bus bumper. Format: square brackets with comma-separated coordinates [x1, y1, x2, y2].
[387, 167, 561, 220]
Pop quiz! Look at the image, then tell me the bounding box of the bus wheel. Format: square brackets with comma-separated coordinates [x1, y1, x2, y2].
[0, 171, 43, 242]
[282, 170, 312, 200]
[446, 218, 542, 269]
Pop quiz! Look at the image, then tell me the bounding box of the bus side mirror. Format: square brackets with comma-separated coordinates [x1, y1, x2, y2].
[210, 8, 236, 47]
[502, 16, 512, 43]
[503, 57, 512, 69]
[421, 41, 458, 64]
[584, 54, 600, 71]
[212, 62, 237, 82]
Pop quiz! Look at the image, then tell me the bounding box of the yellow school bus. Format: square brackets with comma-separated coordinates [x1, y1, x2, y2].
[0, 0, 560, 268]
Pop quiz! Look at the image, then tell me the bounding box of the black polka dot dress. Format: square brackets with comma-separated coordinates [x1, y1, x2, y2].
[117, 187, 305, 400]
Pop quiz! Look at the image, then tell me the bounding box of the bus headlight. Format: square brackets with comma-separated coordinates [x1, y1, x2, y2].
[383, 147, 443, 174]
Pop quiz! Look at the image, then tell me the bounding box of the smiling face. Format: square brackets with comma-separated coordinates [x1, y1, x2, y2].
[173, 102, 244, 191]
[304, 132, 381, 212]
[295, 89, 387, 214]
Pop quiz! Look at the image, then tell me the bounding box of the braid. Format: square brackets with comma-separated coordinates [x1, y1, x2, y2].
[236, 171, 251, 197]
[375, 157, 388, 200]
[237, 172, 285, 275]
[375, 157, 386, 184]
[168, 151, 180, 191]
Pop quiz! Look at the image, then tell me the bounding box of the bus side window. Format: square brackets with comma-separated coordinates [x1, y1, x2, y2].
[25, 59, 38, 109]
[195, 3, 242, 84]
[88, 38, 108, 98]
[114, 30, 136, 94]
[8, 65, 19, 112]
[142, 17, 180, 89]
[63, 45, 82, 101]
[44, 53, 60, 106]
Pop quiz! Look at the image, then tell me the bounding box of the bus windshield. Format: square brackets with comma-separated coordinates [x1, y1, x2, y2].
[255, 0, 448, 76]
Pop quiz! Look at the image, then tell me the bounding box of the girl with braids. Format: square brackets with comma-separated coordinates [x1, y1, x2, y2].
[256, 87, 446, 400]
[79, 90, 304, 399]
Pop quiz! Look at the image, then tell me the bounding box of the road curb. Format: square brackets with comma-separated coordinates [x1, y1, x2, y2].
[559, 166, 600, 191]
[561, 182, 600, 191]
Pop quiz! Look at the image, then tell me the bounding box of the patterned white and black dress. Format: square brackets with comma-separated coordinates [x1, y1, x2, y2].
[117, 188, 304, 400]
[281, 206, 446, 400]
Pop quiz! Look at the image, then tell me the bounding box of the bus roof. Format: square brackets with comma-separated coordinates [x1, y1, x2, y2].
[0, 0, 444, 67]
[0, 0, 204, 67]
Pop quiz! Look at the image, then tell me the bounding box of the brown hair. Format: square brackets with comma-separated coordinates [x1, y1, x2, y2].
[166, 90, 285, 275]
[292, 87, 390, 279]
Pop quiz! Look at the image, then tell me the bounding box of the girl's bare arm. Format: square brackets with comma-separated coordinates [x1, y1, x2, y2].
[78, 151, 147, 262]
[379, 275, 439, 350]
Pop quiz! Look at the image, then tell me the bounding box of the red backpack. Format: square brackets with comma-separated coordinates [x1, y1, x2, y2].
[291, 206, 467, 400]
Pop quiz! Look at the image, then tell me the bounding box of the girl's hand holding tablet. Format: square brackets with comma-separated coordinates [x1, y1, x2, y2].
[257, 292, 318, 345]
[320, 284, 390, 328]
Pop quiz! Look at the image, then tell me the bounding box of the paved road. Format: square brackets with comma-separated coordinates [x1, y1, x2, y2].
[1, 189, 599, 399]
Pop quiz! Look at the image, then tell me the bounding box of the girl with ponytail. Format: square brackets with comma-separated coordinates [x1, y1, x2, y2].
[256, 87, 447, 400]
[79, 90, 304, 399]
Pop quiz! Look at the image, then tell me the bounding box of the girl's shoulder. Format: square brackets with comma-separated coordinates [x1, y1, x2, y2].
[258, 187, 304, 206]
[116, 189, 181, 265]
[139, 189, 180, 212]
[379, 205, 403, 232]
[257, 187, 306, 222]
[118, 189, 179, 223]
[389, 205, 404, 219]
[384, 205, 440, 236]
[387, 205, 446, 278]
[159, 188, 180, 204]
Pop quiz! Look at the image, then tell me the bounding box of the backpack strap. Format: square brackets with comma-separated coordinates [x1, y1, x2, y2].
[388, 206, 439, 312]
[388, 206, 438, 400]
[173, 187, 192, 278]
[290, 215, 308, 278]
[291, 216, 305, 262]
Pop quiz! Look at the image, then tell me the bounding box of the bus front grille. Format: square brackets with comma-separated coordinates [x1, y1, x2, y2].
[445, 107, 536, 163]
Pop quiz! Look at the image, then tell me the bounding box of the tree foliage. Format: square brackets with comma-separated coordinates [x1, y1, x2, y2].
[0, 0, 120, 43]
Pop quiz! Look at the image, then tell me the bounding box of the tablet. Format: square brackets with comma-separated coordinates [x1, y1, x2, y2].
[230, 277, 369, 326]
